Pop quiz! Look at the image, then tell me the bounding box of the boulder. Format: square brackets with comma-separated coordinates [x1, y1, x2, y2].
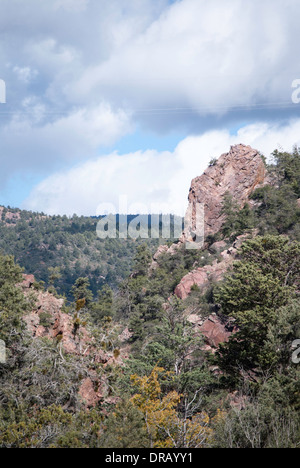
[199, 314, 232, 348]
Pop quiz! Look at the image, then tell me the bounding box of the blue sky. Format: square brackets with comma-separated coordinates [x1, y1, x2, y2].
[1, 0, 300, 215]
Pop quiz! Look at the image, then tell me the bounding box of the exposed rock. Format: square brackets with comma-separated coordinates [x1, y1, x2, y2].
[52, 312, 87, 354]
[0, 206, 21, 226]
[153, 244, 169, 260]
[181, 144, 266, 245]
[150, 242, 181, 270]
[20, 274, 35, 289]
[174, 248, 232, 300]
[78, 377, 103, 408]
[228, 391, 248, 410]
[21, 273, 130, 408]
[175, 269, 210, 300]
[187, 314, 205, 327]
[199, 314, 233, 348]
[208, 240, 227, 253]
[152, 144, 265, 264]
[118, 327, 133, 342]
[175, 233, 250, 300]
[23, 312, 41, 336]
[187, 312, 237, 352]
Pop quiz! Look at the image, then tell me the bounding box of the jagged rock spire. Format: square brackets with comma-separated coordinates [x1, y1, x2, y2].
[182, 144, 266, 243]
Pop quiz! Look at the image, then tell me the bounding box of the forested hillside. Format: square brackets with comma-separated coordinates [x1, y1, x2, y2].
[0, 146, 299, 448]
[0, 210, 163, 299]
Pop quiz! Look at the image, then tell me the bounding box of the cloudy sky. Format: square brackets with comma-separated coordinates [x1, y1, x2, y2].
[1, 0, 300, 216]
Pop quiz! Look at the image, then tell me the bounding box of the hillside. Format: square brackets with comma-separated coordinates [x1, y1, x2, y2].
[0, 144, 299, 448]
[0, 209, 168, 300]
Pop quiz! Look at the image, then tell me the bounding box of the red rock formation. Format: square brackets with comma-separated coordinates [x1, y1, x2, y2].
[21, 274, 129, 408]
[78, 376, 103, 408]
[199, 314, 232, 348]
[20, 274, 35, 289]
[175, 234, 248, 300]
[182, 144, 266, 244]
[187, 312, 237, 352]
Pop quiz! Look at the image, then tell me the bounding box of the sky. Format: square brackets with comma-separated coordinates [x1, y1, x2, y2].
[1, 0, 300, 216]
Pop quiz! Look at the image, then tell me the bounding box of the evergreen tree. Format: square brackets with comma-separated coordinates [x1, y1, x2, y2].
[214, 236, 300, 379]
[70, 277, 93, 306]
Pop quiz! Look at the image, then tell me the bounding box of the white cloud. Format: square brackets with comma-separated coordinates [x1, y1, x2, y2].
[3, 0, 300, 120]
[1, 0, 300, 206]
[68, 0, 300, 116]
[0, 0, 169, 184]
[23, 119, 300, 216]
[13, 66, 38, 84]
[0, 102, 132, 184]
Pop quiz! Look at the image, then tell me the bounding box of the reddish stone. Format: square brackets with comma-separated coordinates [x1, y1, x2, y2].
[21, 274, 35, 289]
[199, 314, 232, 348]
[79, 377, 102, 408]
[175, 269, 209, 300]
[182, 144, 266, 243]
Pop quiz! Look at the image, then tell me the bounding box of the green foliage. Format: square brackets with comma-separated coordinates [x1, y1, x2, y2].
[70, 277, 93, 306]
[271, 146, 300, 197]
[218, 148, 300, 241]
[1, 146, 300, 448]
[221, 192, 255, 240]
[0, 404, 103, 448]
[251, 184, 300, 236]
[249, 148, 300, 238]
[0, 255, 30, 348]
[214, 236, 300, 378]
[209, 157, 218, 167]
[39, 311, 53, 328]
[99, 400, 149, 448]
[213, 396, 299, 448]
[89, 285, 114, 324]
[133, 244, 152, 276]
[0, 209, 160, 299]
[119, 296, 217, 422]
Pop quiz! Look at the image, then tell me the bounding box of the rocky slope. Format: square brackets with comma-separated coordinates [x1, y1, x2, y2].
[19, 144, 269, 401]
[173, 144, 266, 301]
[175, 236, 248, 352]
[20, 275, 129, 408]
[157, 144, 267, 350]
[174, 234, 249, 300]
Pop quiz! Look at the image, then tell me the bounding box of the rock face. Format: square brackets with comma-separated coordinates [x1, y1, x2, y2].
[187, 312, 235, 349]
[182, 144, 266, 244]
[21, 274, 129, 408]
[175, 234, 247, 300]
[199, 314, 233, 349]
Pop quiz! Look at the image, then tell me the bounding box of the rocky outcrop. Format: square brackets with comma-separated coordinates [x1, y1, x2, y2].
[150, 242, 181, 270]
[181, 144, 266, 245]
[21, 274, 129, 408]
[20, 274, 35, 289]
[199, 314, 234, 349]
[0, 206, 21, 225]
[187, 312, 237, 352]
[175, 234, 248, 300]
